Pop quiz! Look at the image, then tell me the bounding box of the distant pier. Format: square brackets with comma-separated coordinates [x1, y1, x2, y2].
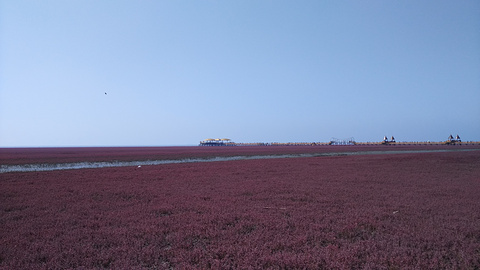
[200, 136, 479, 146]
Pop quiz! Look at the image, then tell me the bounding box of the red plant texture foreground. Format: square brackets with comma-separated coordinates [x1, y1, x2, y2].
[1, 149, 480, 268]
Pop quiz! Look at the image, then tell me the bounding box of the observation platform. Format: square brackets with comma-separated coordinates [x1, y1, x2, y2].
[199, 138, 235, 146]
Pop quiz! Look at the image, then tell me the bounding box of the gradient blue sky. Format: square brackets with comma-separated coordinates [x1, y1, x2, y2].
[1, 1, 479, 147]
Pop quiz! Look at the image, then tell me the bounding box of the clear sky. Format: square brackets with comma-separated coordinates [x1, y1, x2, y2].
[1, 1, 479, 147]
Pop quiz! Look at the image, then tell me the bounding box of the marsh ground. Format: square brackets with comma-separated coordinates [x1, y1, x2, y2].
[1, 147, 480, 268]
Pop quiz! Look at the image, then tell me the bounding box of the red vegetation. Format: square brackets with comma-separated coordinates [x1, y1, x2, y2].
[1, 148, 480, 268]
[1, 144, 479, 165]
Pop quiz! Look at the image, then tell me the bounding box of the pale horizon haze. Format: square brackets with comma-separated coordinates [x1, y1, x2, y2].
[1, 1, 479, 147]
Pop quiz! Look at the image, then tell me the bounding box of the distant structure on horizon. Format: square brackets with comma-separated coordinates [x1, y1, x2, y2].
[444, 134, 461, 145]
[329, 137, 356, 145]
[381, 136, 396, 145]
[199, 138, 234, 146]
[199, 134, 478, 146]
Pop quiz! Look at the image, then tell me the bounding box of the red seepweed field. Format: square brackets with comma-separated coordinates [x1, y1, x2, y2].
[1, 145, 480, 269]
[1, 144, 479, 165]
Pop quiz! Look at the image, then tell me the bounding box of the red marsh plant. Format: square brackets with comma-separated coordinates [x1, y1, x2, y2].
[1, 150, 480, 268]
[1, 144, 478, 165]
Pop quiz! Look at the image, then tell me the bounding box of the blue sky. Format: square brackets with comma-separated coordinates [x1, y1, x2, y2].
[1, 1, 479, 147]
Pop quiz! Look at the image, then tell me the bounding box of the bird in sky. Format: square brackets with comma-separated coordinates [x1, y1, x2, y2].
[105, 92, 107, 95]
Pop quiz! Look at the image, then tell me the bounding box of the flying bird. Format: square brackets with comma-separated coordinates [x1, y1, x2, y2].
[105, 92, 107, 95]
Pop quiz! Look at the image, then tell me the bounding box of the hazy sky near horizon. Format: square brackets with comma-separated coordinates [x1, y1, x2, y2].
[1, 1, 479, 147]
